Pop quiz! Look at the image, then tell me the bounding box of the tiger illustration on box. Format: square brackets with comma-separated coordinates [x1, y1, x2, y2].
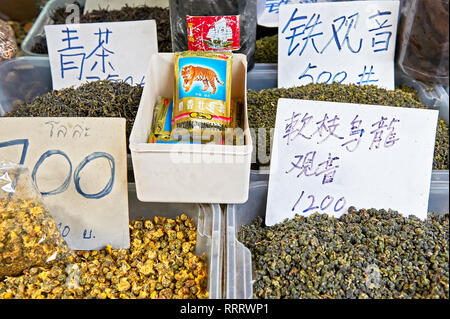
[181, 65, 224, 94]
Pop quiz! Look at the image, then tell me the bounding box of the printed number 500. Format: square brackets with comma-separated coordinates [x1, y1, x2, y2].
[0, 139, 115, 199]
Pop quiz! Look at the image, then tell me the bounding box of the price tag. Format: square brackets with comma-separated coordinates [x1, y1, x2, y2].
[0, 117, 129, 250]
[84, 0, 169, 13]
[278, 0, 399, 89]
[45, 20, 158, 90]
[266, 99, 438, 225]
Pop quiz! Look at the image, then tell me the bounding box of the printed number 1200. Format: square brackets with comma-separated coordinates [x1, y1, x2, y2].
[292, 190, 346, 213]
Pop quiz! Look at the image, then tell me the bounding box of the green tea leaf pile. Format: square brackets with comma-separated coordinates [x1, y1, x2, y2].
[255, 34, 278, 64]
[4, 80, 143, 142]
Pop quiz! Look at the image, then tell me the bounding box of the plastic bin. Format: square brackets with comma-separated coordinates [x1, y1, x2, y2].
[247, 63, 277, 91]
[128, 183, 222, 299]
[428, 170, 450, 214]
[397, 71, 449, 124]
[226, 179, 449, 299]
[0, 57, 51, 115]
[21, 0, 86, 56]
[129, 53, 252, 204]
[225, 182, 266, 299]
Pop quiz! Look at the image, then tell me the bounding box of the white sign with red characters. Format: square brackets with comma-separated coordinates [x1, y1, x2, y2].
[187, 15, 241, 51]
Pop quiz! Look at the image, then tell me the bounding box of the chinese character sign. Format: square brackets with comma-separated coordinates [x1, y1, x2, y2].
[257, 0, 332, 27]
[45, 20, 158, 90]
[278, 0, 399, 90]
[265, 99, 438, 226]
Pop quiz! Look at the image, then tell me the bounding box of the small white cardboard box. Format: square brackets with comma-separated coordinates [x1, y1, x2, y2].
[129, 53, 252, 203]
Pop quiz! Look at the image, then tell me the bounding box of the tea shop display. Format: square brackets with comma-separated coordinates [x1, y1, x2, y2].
[169, 0, 257, 70]
[0, 0, 449, 301]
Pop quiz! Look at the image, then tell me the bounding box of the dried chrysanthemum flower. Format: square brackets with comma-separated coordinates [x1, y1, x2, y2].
[0, 215, 209, 299]
[0, 199, 68, 279]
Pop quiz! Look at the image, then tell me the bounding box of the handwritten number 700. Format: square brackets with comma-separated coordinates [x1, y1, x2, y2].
[0, 139, 115, 199]
[292, 190, 346, 213]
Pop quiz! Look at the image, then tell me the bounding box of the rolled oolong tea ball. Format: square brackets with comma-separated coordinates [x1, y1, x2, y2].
[238, 209, 449, 299]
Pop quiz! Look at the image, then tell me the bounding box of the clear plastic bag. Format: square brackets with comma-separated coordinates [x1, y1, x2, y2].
[169, 0, 257, 70]
[397, 0, 449, 86]
[0, 162, 68, 279]
[0, 19, 18, 62]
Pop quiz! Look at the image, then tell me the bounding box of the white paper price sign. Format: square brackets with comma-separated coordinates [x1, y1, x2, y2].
[266, 99, 438, 226]
[257, 0, 331, 27]
[0, 118, 129, 250]
[84, 0, 169, 14]
[278, 0, 399, 89]
[45, 20, 158, 90]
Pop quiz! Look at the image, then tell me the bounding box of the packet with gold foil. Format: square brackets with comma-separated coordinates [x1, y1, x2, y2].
[173, 51, 233, 140]
[149, 97, 173, 143]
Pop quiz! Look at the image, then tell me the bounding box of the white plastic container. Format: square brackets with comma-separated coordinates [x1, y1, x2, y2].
[129, 53, 252, 203]
[128, 183, 222, 299]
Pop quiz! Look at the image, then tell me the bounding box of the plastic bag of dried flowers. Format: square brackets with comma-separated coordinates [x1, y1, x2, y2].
[0, 19, 18, 62]
[0, 161, 68, 279]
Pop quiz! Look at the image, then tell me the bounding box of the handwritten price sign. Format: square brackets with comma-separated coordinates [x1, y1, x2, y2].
[0, 117, 129, 250]
[266, 99, 438, 225]
[278, 0, 399, 89]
